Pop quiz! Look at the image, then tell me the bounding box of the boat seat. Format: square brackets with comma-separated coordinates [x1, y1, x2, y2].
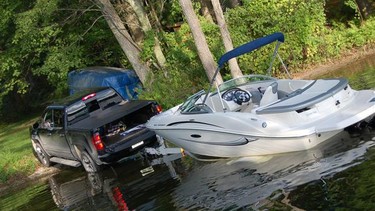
[249, 90, 262, 105]
[259, 82, 278, 106]
[256, 78, 349, 114]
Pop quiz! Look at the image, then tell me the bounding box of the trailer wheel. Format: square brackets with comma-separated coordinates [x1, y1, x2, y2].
[34, 142, 51, 167]
[81, 151, 100, 173]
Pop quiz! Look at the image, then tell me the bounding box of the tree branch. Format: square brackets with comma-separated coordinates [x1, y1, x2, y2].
[81, 15, 105, 38]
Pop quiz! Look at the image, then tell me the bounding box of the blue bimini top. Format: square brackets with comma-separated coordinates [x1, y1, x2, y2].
[217, 32, 285, 68]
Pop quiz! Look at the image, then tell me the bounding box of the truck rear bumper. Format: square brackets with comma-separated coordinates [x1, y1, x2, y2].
[98, 130, 157, 163]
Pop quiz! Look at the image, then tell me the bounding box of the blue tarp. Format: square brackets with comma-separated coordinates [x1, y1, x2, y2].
[68, 67, 141, 100]
[217, 32, 284, 68]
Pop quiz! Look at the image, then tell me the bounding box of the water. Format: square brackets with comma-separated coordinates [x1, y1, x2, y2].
[172, 130, 375, 210]
[1, 54, 375, 210]
[0, 154, 183, 210]
[318, 54, 375, 90]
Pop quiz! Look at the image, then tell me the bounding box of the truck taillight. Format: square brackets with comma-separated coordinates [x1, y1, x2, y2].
[155, 104, 162, 114]
[112, 187, 129, 211]
[92, 132, 105, 151]
[82, 93, 96, 101]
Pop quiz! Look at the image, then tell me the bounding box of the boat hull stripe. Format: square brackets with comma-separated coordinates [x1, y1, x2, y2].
[167, 121, 222, 128]
[179, 137, 254, 146]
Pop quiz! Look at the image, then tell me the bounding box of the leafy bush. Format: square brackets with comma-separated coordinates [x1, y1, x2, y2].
[225, 0, 327, 74]
[0, 0, 125, 122]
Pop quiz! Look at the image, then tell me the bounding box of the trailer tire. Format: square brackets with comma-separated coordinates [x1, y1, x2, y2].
[81, 151, 100, 173]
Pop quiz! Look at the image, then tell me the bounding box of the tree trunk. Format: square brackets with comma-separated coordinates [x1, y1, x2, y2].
[200, 0, 214, 23]
[211, 0, 243, 78]
[96, 0, 150, 84]
[117, 1, 144, 44]
[179, 0, 223, 85]
[126, 0, 166, 68]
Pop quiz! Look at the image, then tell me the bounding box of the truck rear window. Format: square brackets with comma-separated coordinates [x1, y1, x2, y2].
[66, 89, 123, 125]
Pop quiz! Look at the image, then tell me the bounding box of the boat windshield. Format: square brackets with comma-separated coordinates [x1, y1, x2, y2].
[179, 90, 206, 113]
[218, 75, 276, 93]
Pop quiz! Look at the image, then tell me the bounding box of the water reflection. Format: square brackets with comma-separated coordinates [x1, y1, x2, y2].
[47, 153, 183, 210]
[49, 171, 110, 210]
[319, 54, 375, 90]
[173, 128, 375, 210]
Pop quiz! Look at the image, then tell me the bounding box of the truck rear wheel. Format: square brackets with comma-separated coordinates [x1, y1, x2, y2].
[81, 151, 100, 173]
[34, 142, 51, 167]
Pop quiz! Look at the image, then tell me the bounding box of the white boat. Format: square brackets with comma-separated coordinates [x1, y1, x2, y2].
[146, 32, 375, 158]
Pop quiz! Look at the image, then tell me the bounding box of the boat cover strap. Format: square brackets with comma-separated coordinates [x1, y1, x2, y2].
[256, 78, 348, 114]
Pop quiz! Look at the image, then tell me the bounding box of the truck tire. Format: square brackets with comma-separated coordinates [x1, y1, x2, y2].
[81, 151, 100, 173]
[34, 142, 51, 167]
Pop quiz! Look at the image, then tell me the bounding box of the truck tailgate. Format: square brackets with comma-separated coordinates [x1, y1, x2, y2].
[104, 124, 148, 146]
[104, 126, 156, 152]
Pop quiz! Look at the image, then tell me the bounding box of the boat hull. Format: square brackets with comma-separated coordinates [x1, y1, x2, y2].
[153, 128, 341, 157]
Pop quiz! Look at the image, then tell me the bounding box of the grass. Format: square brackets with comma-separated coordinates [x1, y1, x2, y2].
[0, 117, 40, 184]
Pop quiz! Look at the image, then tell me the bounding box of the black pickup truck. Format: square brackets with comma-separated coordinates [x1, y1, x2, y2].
[30, 87, 162, 172]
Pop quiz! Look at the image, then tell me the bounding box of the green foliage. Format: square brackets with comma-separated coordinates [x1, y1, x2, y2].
[140, 30, 156, 62]
[158, 0, 183, 28]
[199, 16, 225, 60]
[225, 0, 327, 75]
[322, 17, 375, 61]
[141, 66, 203, 109]
[0, 0, 125, 122]
[223, 0, 375, 77]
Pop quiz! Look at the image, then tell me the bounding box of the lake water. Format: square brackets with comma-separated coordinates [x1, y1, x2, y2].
[1, 54, 375, 210]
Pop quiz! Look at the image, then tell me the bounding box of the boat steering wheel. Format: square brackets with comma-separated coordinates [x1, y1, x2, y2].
[222, 88, 251, 105]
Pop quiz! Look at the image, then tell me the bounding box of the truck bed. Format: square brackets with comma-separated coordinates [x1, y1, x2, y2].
[68, 100, 154, 130]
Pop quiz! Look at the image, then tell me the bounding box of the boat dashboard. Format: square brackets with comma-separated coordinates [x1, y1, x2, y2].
[179, 75, 278, 114]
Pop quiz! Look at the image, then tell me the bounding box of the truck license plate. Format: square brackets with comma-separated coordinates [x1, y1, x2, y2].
[131, 141, 144, 149]
[140, 166, 154, 176]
